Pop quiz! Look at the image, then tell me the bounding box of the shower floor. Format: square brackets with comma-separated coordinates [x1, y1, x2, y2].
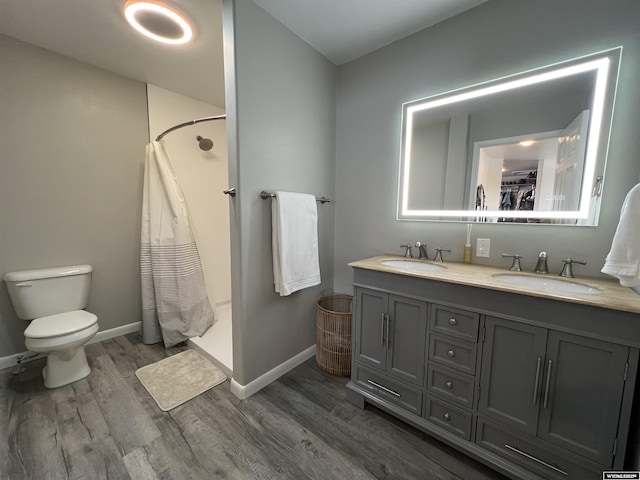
[188, 302, 232, 376]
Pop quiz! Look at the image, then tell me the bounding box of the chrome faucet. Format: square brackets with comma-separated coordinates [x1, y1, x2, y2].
[534, 252, 548, 274]
[400, 244, 413, 258]
[559, 258, 586, 278]
[415, 242, 428, 260]
[502, 253, 523, 272]
[433, 247, 451, 262]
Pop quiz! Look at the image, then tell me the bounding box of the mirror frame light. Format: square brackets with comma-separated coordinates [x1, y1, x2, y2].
[397, 47, 622, 224]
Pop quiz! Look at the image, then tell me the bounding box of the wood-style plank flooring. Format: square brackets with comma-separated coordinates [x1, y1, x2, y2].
[1, 334, 508, 479]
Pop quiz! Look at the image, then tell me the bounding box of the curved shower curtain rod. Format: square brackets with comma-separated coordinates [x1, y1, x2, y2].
[155, 114, 227, 141]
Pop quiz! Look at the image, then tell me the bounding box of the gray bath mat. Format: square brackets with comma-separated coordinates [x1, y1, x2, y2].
[135, 349, 227, 411]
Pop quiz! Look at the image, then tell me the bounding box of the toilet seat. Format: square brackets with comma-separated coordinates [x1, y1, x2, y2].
[25, 310, 98, 339]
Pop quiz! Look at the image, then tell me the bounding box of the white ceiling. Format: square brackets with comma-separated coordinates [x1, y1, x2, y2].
[253, 0, 487, 65]
[0, 0, 486, 108]
[0, 0, 226, 106]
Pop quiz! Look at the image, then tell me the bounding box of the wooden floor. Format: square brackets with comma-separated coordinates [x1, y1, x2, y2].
[1, 334, 508, 480]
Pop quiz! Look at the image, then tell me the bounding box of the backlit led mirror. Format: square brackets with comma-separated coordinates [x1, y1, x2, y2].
[397, 47, 621, 225]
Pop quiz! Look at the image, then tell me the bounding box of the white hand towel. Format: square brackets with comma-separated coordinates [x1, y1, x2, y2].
[602, 183, 640, 287]
[272, 191, 321, 296]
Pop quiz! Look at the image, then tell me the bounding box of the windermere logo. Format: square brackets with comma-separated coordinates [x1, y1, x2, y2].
[603, 473, 640, 479]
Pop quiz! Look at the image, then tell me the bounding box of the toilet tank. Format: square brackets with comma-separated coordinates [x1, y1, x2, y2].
[2, 265, 93, 320]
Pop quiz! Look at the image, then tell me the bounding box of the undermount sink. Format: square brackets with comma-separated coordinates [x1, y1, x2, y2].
[382, 260, 446, 272]
[492, 273, 601, 294]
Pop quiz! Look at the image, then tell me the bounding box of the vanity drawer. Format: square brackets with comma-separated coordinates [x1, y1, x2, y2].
[426, 363, 475, 408]
[430, 304, 479, 342]
[476, 417, 603, 480]
[429, 334, 478, 375]
[423, 394, 472, 440]
[354, 366, 421, 415]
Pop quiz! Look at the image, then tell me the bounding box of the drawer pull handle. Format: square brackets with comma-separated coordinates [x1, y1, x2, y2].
[367, 379, 401, 397]
[533, 357, 542, 405]
[445, 381, 453, 389]
[386, 314, 391, 348]
[543, 359, 553, 409]
[447, 349, 455, 358]
[504, 444, 568, 476]
[448, 318, 457, 326]
[443, 412, 451, 421]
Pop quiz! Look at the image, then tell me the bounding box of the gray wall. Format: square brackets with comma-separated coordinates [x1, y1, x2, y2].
[226, 0, 336, 385]
[333, 0, 640, 293]
[0, 35, 148, 357]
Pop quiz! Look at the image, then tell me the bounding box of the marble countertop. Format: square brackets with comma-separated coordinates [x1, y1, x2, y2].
[349, 255, 640, 314]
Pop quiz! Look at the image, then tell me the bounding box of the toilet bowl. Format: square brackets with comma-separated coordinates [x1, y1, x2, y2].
[24, 310, 98, 388]
[2, 264, 99, 388]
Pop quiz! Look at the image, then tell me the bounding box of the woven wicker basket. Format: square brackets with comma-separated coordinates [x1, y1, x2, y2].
[316, 294, 353, 377]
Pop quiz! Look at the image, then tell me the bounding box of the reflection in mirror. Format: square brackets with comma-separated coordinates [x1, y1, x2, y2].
[397, 47, 621, 225]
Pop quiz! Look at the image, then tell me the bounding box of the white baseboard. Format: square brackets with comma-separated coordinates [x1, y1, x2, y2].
[215, 299, 232, 310]
[230, 344, 315, 400]
[91, 321, 140, 344]
[0, 351, 46, 371]
[0, 321, 141, 371]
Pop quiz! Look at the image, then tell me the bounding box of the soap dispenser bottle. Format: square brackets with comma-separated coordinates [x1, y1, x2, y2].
[463, 224, 473, 263]
[463, 243, 473, 263]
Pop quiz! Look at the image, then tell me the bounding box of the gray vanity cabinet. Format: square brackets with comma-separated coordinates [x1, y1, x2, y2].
[353, 287, 427, 386]
[348, 266, 640, 480]
[479, 316, 629, 465]
[478, 316, 548, 435]
[353, 288, 387, 370]
[537, 331, 628, 464]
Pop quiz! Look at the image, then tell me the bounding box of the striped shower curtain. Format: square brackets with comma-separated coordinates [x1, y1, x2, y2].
[140, 141, 215, 347]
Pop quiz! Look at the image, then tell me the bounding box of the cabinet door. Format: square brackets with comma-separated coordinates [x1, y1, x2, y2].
[387, 295, 427, 385]
[354, 288, 388, 371]
[478, 316, 547, 436]
[537, 331, 628, 465]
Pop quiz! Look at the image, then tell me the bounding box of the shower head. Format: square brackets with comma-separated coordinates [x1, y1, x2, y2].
[196, 135, 214, 151]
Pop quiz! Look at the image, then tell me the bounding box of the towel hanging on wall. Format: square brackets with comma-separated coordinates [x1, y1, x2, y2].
[602, 183, 640, 291]
[271, 191, 321, 296]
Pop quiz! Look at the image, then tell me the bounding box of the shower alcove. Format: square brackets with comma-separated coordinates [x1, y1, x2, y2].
[147, 84, 233, 376]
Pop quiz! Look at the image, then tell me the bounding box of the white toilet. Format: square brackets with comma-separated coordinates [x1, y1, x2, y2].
[3, 265, 99, 388]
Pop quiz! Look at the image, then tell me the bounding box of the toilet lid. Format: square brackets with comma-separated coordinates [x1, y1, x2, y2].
[24, 310, 97, 339]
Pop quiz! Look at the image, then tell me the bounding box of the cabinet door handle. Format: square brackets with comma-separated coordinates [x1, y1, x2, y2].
[447, 349, 455, 358]
[504, 444, 568, 476]
[448, 318, 457, 326]
[533, 357, 542, 405]
[367, 379, 401, 397]
[380, 312, 386, 348]
[386, 314, 391, 348]
[443, 412, 451, 421]
[543, 359, 553, 408]
[445, 381, 453, 389]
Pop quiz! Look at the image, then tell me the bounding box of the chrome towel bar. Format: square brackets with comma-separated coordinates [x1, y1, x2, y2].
[260, 191, 331, 204]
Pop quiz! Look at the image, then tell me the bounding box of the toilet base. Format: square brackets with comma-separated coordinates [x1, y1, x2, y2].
[42, 346, 91, 388]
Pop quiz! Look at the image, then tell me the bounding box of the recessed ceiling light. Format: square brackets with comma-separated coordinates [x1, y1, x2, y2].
[124, 1, 193, 45]
[519, 140, 535, 147]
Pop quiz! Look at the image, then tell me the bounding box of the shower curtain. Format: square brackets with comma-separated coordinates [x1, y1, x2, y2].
[140, 141, 215, 347]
